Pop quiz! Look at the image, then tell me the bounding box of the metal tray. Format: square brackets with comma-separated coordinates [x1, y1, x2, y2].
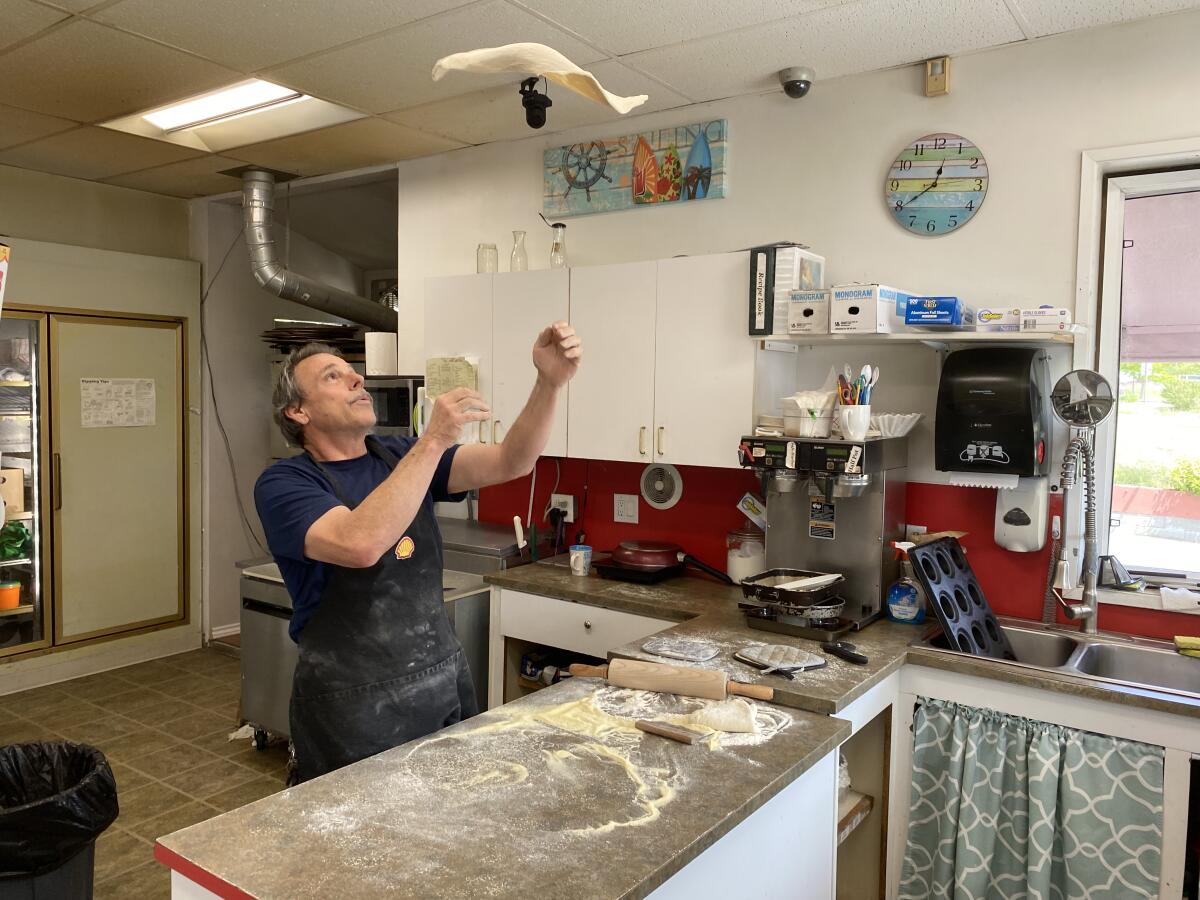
[740, 568, 844, 609]
[908, 537, 1016, 661]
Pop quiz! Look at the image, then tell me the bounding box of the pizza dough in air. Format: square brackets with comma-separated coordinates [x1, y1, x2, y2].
[685, 698, 757, 734]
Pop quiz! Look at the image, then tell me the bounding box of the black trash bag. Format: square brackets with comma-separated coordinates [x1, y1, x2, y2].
[0, 742, 118, 879]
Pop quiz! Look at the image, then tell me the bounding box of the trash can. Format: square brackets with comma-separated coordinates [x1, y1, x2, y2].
[0, 741, 119, 900]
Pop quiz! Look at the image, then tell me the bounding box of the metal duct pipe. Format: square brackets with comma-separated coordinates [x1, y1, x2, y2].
[241, 169, 397, 333]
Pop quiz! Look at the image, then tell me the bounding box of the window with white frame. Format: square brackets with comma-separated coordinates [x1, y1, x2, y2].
[1097, 173, 1200, 584]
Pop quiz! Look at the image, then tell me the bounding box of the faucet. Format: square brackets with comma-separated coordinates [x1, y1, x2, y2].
[1053, 436, 1099, 634]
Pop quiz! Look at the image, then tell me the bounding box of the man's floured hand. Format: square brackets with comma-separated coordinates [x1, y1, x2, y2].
[532, 321, 582, 388]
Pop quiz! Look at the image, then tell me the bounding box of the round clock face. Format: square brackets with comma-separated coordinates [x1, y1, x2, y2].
[885, 132, 987, 236]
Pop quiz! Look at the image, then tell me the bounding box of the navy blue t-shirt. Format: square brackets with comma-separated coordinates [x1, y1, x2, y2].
[253, 436, 464, 641]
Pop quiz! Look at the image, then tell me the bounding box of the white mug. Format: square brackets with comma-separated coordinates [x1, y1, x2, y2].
[840, 405, 871, 442]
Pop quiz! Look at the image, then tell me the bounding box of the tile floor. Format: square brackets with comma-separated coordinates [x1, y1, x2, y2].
[1, 647, 289, 899]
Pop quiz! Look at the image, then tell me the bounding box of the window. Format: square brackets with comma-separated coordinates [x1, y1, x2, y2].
[1097, 173, 1200, 583]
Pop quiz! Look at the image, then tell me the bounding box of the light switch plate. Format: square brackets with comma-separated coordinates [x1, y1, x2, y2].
[614, 493, 639, 524]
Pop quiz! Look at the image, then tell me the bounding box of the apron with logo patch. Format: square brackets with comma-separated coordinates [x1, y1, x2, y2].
[289, 436, 477, 782]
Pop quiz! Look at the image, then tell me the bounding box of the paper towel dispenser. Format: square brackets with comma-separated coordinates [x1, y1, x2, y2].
[935, 347, 1049, 478]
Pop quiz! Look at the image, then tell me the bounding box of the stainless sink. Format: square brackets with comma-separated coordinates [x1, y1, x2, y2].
[1070, 642, 1200, 696]
[915, 620, 1200, 701]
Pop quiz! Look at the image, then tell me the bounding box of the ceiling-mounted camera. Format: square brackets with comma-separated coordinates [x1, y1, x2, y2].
[519, 77, 552, 129]
[778, 66, 815, 99]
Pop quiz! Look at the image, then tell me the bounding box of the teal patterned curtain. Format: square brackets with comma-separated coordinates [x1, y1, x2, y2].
[900, 697, 1163, 899]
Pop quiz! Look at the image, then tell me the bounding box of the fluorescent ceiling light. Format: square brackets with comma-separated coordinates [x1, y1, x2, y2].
[143, 80, 305, 132]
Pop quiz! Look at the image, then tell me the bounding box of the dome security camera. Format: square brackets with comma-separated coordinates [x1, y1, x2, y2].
[779, 66, 815, 99]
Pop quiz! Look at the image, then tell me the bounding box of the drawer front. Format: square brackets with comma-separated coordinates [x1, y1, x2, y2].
[499, 589, 673, 658]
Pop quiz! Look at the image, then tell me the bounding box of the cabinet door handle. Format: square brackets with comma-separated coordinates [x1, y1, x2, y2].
[53, 453, 62, 511]
[638, 426, 647, 456]
[656, 426, 665, 457]
[583, 620, 592, 630]
[493, 421, 502, 444]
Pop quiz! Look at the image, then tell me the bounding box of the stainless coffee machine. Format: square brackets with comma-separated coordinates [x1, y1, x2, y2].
[738, 435, 908, 638]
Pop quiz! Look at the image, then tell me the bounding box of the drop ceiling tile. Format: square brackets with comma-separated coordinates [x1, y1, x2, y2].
[102, 154, 251, 197]
[0, 0, 68, 51]
[513, 0, 847, 55]
[0, 103, 78, 149]
[623, 0, 1025, 101]
[385, 60, 690, 145]
[224, 117, 465, 177]
[266, 0, 606, 114]
[0, 126, 202, 180]
[0, 20, 243, 121]
[92, 0, 477, 72]
[1008, 0, 1200, 37]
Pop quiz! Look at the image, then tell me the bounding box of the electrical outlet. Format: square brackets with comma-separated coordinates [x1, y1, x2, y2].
[550, 493, 576, 523]
[614, 493, 639, 524]
[905, 524, 927, 542]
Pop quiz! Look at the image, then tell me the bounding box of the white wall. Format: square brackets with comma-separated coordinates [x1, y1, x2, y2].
[0, 163, 189, 259]
[397, 11, 1200, 336]
[195, 200, 362, 634]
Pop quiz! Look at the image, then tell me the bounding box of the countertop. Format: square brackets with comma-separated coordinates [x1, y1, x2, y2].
[157, 677, 848, 900]
[486, 565, 916, 715]
[486, 564, 1200, 720]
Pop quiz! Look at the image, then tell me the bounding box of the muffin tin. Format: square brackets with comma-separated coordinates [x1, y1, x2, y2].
[908, 537, 1016, 661]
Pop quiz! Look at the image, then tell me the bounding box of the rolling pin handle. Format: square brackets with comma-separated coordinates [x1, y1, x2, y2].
[568, 663, 609, 679]
[728, 681, 774, 701]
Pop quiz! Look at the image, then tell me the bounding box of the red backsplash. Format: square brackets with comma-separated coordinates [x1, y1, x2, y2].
[478, 460, 1199, 641]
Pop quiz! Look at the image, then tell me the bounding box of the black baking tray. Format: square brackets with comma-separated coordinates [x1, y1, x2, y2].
[908, 537, 1016, 661]
[740, 568, 844, 608]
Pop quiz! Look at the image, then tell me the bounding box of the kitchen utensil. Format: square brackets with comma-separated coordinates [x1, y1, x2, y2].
[611, 540, 733, 585]
[821, 640, 869, 665]
[740, 568, 844, 608]
[512, 516, 529, 563]
[635, 720, 705, 744]
[870, 412, 921, 437]
[733, 644, 827, 679]
[642, 636, 720, 662]
[909, 536, 1016, 660]
[568, 659, 775, 701]
[569, 544, 592, 576]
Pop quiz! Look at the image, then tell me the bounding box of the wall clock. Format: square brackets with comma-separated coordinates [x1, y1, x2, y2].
[885, 132, 987, 236]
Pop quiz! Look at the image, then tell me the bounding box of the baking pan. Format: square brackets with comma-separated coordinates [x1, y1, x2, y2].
[740, 568, 844, 609]
[908, 537, 1016, 661]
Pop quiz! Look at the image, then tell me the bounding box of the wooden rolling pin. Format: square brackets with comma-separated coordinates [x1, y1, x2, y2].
[568, 658, 774, 701]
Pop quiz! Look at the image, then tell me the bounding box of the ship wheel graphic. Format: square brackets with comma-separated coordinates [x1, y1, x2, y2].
[560, 141, 614, 201]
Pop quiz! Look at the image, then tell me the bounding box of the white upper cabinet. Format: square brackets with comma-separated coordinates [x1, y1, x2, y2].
[654, 253, 754, 469]
[424, 273, 492, 444]
[491, 270, 569, 457]
[425, 253, 755, 468]
[566, 261, 657, 463]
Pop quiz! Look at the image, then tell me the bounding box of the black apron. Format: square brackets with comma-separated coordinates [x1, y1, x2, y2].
[289, 436, 478, 782]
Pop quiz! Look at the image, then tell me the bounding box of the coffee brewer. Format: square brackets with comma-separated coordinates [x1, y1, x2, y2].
[738, 435, 908, 638]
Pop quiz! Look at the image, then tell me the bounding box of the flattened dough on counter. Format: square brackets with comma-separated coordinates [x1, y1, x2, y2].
[684, 698, 758, 734]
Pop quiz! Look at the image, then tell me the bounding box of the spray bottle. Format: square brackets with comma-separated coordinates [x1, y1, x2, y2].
[886, 541, 926, 624]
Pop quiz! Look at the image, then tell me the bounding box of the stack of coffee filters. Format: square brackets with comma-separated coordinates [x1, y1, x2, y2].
[782, 390, 835, 437]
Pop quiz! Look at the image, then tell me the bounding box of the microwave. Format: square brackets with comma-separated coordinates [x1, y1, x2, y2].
[365, 376, 421, 438]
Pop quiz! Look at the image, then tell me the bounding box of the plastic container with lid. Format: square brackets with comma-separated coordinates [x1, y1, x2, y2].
[726, 520, 766, 582]
[0, 580, 19, 609]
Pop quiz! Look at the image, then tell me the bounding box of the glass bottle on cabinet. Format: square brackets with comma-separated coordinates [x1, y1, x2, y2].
[0, 312, 47, 657]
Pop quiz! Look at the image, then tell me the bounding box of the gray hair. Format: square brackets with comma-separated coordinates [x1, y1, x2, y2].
[273, 342, 342, 448]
